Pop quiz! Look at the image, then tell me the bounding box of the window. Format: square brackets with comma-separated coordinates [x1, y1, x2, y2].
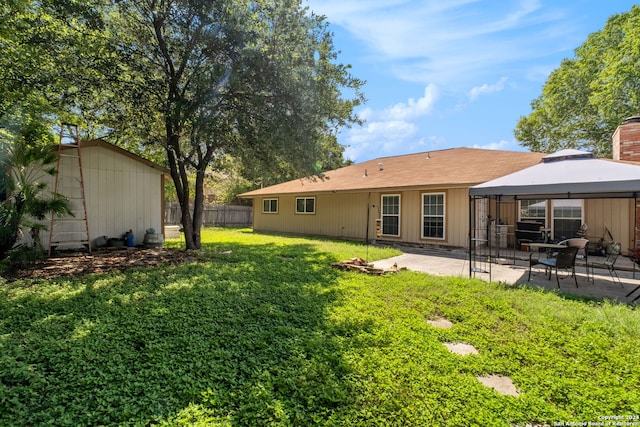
[262, 198, 278, 213]
[381, 195, 400, 236]
[552, 199, 583, 240]
[422, 193, 445, 239]
[519, 199, 546, 226]
[295, 197, 315, 214]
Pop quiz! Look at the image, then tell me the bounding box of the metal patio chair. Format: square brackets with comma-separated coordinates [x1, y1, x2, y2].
[587, 242, 622, 286]
[535, 246, 579, 288]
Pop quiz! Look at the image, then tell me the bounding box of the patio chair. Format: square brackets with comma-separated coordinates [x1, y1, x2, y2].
[587, 242, 622, 286]
[530, 246, 579, 288]
[557, 238, 590, 278]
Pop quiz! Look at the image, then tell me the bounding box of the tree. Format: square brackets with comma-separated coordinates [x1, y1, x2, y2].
[0, 0, 109, 123]
[108, 0, 364, 249]
[0, 117, 72, 261]
[515, 5, 640, 157]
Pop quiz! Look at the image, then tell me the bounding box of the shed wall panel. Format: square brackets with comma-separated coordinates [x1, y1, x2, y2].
[41, 145, 165, 248]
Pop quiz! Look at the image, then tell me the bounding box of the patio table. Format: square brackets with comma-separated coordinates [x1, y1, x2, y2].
[528, 242, 565, 255]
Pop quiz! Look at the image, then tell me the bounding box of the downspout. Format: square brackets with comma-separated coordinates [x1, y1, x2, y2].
[366, 192, 371, 245]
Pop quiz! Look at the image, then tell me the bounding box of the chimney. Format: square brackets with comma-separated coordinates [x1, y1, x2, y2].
[614, 116, 640, 248]
[613, 116, 640, 161]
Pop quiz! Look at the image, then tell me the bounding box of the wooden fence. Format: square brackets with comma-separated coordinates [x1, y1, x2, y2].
[165, 203, 253, 227]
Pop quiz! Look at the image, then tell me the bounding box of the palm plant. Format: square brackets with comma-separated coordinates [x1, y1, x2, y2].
[0, 124, 71, 261]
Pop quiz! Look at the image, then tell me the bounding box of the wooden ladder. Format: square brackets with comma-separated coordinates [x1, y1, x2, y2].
[48, 124, 91, 255]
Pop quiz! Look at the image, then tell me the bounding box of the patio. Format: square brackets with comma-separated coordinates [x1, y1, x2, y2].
[459, 148, 640, 304]
[372, 245, 640, 304]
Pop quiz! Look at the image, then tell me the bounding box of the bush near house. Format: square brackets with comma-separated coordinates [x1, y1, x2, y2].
[0, 228, 638, 426]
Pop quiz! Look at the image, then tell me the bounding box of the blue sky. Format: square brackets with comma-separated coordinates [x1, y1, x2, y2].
[303, 0, 638, 163]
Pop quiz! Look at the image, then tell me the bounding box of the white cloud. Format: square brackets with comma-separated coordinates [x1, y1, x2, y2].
[343, 120, 417, 161]
[360, 84, 439, 122]
[343, 86, 443, 160]
[302, 0, 603, 162]
[349, 120, 417, 145]
[468, 77, 508, 101]
[305, 0, 578, 87]
[471, 139, 520, 151]
[387, 84, 439, 120]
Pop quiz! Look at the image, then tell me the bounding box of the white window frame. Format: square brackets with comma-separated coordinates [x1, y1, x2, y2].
[421, 192, 446, 240]
[262, 198, 278, 214]
[295, 196, 316, 214]
[519, 199, 547, 227]
[551, 199, 584, 240]
[381, 194, 401, 237]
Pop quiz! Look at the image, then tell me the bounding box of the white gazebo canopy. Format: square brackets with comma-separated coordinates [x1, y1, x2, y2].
[469, 149, 640, 200]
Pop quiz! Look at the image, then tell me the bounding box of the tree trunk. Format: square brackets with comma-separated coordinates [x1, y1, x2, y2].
[166, 134, 200, 250]
[190, 169, 206, 249]
[179, 174, 198, 249]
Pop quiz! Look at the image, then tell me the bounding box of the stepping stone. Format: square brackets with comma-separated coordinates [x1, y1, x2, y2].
[444, 342, 478, 355]
[477, 375, 519, 397]
[426, 317, 453, 329]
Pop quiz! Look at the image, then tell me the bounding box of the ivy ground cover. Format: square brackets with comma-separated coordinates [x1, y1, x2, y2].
[1, 228, 639, 426]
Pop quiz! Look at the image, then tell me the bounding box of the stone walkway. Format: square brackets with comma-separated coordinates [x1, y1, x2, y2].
[428, 316, 520, 397]
[373, 246, 640, 397]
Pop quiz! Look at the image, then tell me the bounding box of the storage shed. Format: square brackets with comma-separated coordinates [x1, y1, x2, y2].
[40, 139, 170, 251]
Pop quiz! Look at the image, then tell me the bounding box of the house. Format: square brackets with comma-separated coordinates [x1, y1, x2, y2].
[239, 118, 640, 252]
[40, 139, 170, 250]
[239, 148, 545, 248]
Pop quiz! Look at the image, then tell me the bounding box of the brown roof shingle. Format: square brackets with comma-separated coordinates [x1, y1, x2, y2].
[239, 147, 546, 197]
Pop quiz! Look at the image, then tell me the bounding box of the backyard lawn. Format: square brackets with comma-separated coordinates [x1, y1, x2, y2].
[1, 228, 639, 426]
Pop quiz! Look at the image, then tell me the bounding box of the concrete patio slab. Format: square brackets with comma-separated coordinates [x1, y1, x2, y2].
[371, 246, 640, 303]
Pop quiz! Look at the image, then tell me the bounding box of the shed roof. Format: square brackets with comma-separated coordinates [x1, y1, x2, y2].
[60, 139, 170, 174]
[239, 147, 546, 197]
[469, 149, 640, 199]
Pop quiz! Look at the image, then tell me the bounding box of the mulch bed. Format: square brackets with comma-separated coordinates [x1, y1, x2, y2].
[5, 247, 198, 281]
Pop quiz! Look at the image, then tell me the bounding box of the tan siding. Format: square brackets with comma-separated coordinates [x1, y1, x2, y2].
[252, 190, 637, 251]
[585, 199, 634, 250]
[253, 188, 473, 247]
[254, 193, 371, 240]
[496, 201, 518, 247]
[443, 188, 468, 247]
[400, 190, 420, 243]
[393, 188, 470, 247]
[365, 188, 472, 247]
[492, 200, 517, 228]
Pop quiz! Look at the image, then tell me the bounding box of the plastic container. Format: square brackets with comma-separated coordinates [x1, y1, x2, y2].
[94, 235, 108, 248]
[108, 238, 125, 247]
[143, 231, 164, 248]
[126, 229, 135, 247]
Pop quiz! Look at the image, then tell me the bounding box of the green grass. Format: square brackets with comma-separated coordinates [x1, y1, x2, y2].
[1, 228, 639, 426]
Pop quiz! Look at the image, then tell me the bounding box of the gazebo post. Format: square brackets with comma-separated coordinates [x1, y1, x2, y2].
[468, 195, 473, 278]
